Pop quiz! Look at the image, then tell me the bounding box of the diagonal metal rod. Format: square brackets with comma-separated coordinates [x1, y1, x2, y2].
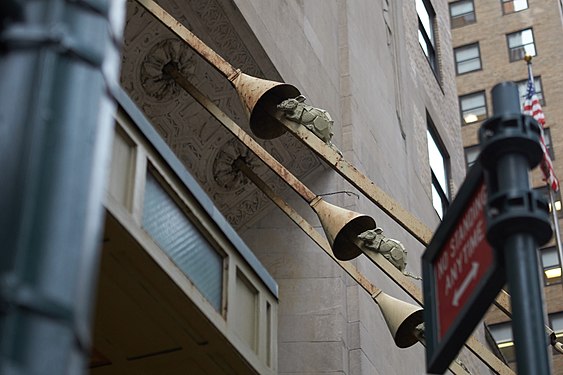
[233, 158, 379, 296]
[136, 0, 521, 329]
[163, 63, 317, 204]
[135, 0, 433, 245]
[136, 2, 559, 371]
[234, 159, 470, 375]
[169, 67, 513, 375]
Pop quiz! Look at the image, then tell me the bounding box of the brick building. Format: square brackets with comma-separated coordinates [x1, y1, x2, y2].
[449, 0, 563, 372]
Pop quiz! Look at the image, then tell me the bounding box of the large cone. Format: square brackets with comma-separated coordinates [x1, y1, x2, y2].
[231, 72, 300, 139]
[374, 292, 424, 348]
[311, 198, 376, 261]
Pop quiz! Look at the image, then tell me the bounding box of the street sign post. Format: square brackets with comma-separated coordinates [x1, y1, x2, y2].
[478, 82, 552, 375]
[422, 162, 506, 374]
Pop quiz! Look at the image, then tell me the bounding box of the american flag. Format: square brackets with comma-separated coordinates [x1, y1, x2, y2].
[523, 64, 559, 191]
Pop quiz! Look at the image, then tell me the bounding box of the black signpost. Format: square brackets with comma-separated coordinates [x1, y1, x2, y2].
[423, 82, 553, 374]
[479, 82, 552, 375]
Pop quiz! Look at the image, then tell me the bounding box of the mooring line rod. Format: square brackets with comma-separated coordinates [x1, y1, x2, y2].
[234, 158, 491, 375]
[167, 67, 513, 374]
[233, 158, 380, 296]
[134, 5, 516, 372]
[167, 57, 515, 324]
[135, 0, 433, 246]
[164, 64, 317, 204]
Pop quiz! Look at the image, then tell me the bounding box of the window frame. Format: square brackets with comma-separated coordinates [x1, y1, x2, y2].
[143, 166, 228, 313]
[449, 0, 476, 28]
[535, 185, 562, 218]
[417, 0, 439, 76]
[459, 91, 488, 126]
[516, 75, 546, 107]
[501, 0, 529, 15]
[464, 144, 481, 169]
[543, 127, 555, 160]
[488, 322, 516, 363]
[549, 312, 563, 343]
[539, 246, 562, 286]
[454, 42, 482, 75]
[507, 28, 536, 62]
[427, 119, 451, 219]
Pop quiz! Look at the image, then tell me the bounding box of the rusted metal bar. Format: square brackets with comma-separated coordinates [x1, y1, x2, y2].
[234, 158, 379, 296]
[164, 64, 317, 204]
[134, 0, 434, 247]
[270, 110, 434, 244]
[135, 0, 238, 80]
[235, 159, 470, 375]
[174, 70, 512, 374]
[133, 6, 517, 371]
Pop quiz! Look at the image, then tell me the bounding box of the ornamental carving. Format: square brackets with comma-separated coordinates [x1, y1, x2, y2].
[140, 38, 197, 102]
[121, 0, 323, 229]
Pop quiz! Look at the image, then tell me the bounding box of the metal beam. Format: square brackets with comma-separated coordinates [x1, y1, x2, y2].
[171, 70, 514, 374]
[132, 2, 520, 373]
[234, 159, 470, 375]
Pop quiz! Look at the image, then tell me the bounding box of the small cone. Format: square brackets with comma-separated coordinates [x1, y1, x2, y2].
[231, 72, 300, 139]
[374, 292, 424, 348]
[310, 198, 376, 260]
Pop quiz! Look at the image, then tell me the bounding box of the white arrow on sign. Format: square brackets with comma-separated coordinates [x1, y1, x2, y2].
[452, 262, 479, 307]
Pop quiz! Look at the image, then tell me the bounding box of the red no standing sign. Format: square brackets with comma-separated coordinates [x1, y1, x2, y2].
[422, 163, 505, 374]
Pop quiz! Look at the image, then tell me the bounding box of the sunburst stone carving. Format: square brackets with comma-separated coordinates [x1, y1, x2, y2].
[213, 138, 262, 191]
[140, 38, 196, 101]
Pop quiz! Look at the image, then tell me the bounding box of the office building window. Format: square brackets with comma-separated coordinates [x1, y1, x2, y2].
[502, 0, 528, 14]
[507, 28, 536, 62]
[427, 121, 450, 219]
[450, 0, 476, 28]
[454, 43, 481, 75]
[543, 127, 555, 160]
[550, 312, 563, 341]
[489, 323, 516, 362]
[143, 172, 224, 312]
[460, 91, 487, 125]
[540, 246, 562, 286]
[464, 145, 480, 169]
[535, 185, 562, 217]
[417, 0, 438, 74]
[516, 76, 545, 107]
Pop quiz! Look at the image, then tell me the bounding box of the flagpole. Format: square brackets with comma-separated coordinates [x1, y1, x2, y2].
[549, 185, 563, 291]
[525, 55, 563, 290]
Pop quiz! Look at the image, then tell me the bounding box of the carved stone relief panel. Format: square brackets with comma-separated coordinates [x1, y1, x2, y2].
[121, 0, 322, 229]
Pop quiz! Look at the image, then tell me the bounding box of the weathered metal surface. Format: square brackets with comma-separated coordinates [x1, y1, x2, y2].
[165, 65, 317, 203]
[133, 5, 517, 373]
[234, 158, 379, 296]
[355, 237, 514, 375]
[169, 66, 513, 374]
[272, 109, 434, 245]
[230, 72, 300, 139]
[309, 197, 376, 261]
[237, 160, 470, 374]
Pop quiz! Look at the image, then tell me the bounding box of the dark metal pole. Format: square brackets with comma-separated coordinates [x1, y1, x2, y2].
[480, 82, 552, 375]
[0, 1, 125, 374]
